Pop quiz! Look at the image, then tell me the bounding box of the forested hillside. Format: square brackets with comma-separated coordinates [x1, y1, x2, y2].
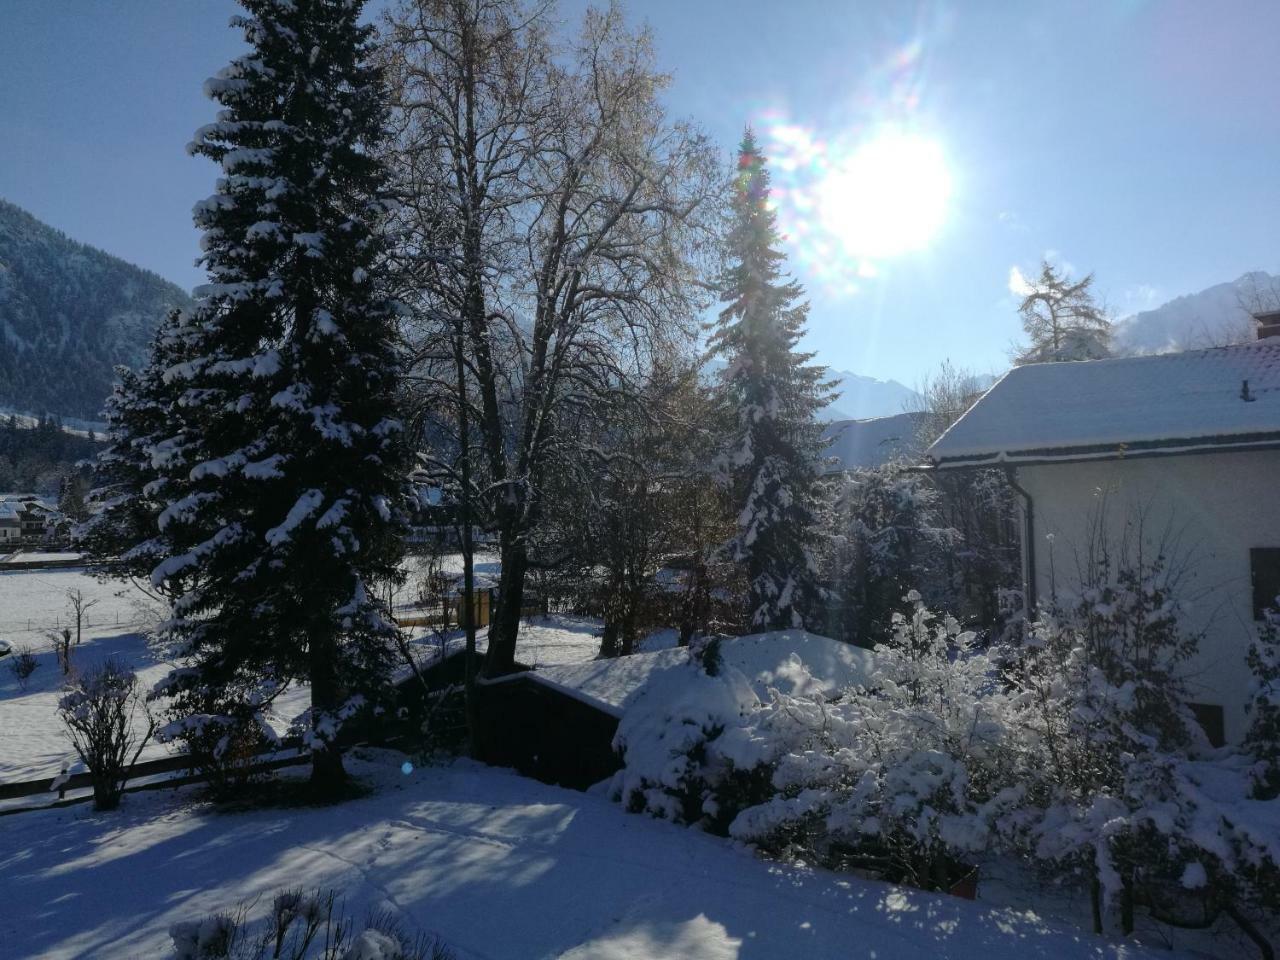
[0, 413, 102, 496]
[0, 199, 191, 419]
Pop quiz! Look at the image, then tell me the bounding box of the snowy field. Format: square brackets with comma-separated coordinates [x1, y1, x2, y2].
[0, 750, 1182, 960]
[0, 558, 608, 784]
[0, 567, 171, 781]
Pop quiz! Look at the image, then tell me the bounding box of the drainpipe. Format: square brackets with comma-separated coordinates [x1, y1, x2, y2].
[1003, 466, 1037, 617]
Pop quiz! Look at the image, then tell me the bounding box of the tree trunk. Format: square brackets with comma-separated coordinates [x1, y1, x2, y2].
[599, 620, 620, 658]
[482, 535, 527, 677]
[1120, 871, 1135, 936]
[454, 319, 479, 757]
[1090, 877, 1103, 935]
[308, 628, 347, 796]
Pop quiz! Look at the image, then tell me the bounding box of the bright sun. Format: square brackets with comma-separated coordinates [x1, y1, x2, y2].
[816, 130, 952, 260]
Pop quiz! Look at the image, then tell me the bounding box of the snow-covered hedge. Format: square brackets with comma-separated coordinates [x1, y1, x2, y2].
[612, 597, 1019, 889]
[611, 586, 1280, 941]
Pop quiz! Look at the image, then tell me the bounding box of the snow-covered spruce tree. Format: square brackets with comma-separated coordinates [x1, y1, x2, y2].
[79, 310, 193, 589]
[710, 131, 835, 631]
[151, 0, 411, 795]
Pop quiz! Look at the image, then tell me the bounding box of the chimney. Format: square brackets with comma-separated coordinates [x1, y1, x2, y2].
[1255, 308, 1280, 340]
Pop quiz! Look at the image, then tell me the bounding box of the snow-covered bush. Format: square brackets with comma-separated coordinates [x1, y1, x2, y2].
[160, 708, 275, 802]
[1244, 602, 1280, 800]
[170, 888, 454, 960]
[7, 643, 38, 689]
[152, 666, 282, 802]
[612, 597, 1021, 891]
[721, 595, 1020, 889]
[58, 657, 155, 810]
[998, 538, 1280, 942]
[610, 644, 762, 828]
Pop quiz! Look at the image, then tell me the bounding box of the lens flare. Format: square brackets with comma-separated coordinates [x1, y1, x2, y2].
[817, 129, 951, 259]
[752, 30, 955, 297]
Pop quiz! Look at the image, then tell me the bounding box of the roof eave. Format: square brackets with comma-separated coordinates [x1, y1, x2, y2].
[929, 431, 1280, 470]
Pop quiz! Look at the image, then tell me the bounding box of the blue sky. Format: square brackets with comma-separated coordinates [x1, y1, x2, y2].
[2, 0, 1278, 387]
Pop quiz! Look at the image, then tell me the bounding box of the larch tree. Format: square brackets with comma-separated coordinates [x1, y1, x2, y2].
[144, 0, 412, 795]
[1013, 260, 1113, 363]
[711, 131, 834, 632]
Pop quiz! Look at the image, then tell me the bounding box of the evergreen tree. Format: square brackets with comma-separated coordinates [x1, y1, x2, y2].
[146, 0, 410, 794]
[79, 310, 190, 586]
[710, 131, 834, 631]
[1013, 260, 1112, 363]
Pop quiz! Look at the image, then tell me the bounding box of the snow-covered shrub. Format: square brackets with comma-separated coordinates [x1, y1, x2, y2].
[58, 657, 155, 810]
[610, 650, 762, 827]
[7, 643, 38, 689]
[152, 668, 281, 802]
[722, 595, 1020, 890]
[169, 888, 454, 960]
[995, 536, 1271, 936]
[160, 708, 275, 802]
[612, 597, 1021, 891]
[1244, 602, 1280, 800]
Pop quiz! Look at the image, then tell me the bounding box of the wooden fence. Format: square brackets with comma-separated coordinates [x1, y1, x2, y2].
[393, 590, 549, 631]
[0, 747, 313, 816]
[396, 589, 492, 629]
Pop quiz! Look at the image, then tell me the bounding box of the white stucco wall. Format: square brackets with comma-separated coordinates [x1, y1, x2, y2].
[1016, 448, 1280, 744]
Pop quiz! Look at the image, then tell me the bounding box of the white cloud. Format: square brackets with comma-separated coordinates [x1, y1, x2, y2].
[1007, 265, 1033, 297]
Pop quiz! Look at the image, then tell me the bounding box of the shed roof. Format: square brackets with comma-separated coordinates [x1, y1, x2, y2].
[927, 338, 1280, 467]
[525, 631, 877, 718]
[823, 412, 923, 471]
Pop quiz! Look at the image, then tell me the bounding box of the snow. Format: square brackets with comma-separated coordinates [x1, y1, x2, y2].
[0, 558, 612, 784]
[2, 551, 83, 563]
[928, 337, 1280, 466]
[530, 631, 876, 718]
[0, 568, 168, 781]
[0, 751, 1182, 960]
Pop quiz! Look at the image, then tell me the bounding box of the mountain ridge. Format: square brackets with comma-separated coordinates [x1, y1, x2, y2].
[0, 198, 192, 420]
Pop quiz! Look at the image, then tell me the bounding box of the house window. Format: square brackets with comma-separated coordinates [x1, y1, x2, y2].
[1251, 548, 1280, 620]
[1189, 703, 1225, 748]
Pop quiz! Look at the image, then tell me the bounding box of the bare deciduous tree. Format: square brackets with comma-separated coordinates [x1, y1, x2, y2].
[65, 586, 99, 646]
[383, 0, 722, 686]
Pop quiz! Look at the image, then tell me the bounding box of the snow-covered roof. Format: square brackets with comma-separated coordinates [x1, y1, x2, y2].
[823, 412, 923, 471]
[525, 631, 877, 718]
[927, 338, 1280, 467]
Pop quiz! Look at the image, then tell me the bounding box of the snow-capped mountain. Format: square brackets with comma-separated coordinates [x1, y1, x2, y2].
[1113, 271, 1277, 356]
[823, 369, 921, 421]
[0, 199, 192, 420]
[703, 355, 921, 421]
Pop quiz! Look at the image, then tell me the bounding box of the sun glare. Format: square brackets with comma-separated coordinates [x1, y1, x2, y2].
[817, 130, 952, 260]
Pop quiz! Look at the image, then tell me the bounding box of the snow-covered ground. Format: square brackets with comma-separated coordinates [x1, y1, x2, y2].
[0, 559, 606, 783]
[1, 550, 85, 563]
[0, 750, 1183, 960]
[0, 568, 169, 781]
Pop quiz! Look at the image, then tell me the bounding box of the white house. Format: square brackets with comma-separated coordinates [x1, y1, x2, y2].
[926, 327, 1280, 745]
[0, 501, 20, 542]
